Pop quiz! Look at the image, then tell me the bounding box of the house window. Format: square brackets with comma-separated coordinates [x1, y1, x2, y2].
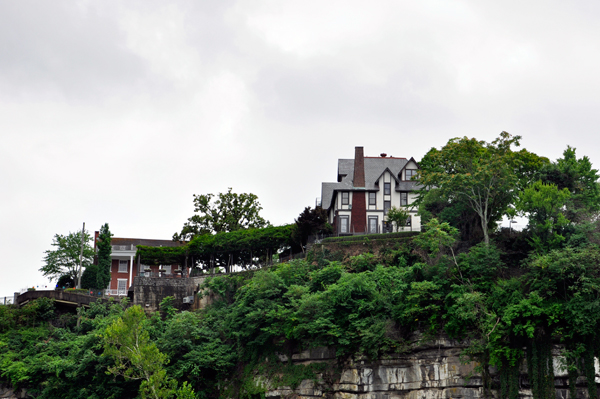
[118, 260, 128, 273]
[400, 193, 408, 206]
[339, 216, 349, 233]
[384, 201, 391, 214]
[369, 192, 376, 206]
[341, 192, 349, 205]
[405, 215, 412, 226]
[117, 279, 128, 295]
[162, 265, 172, 275]
[384, 183, 391, 195]
[405, 169, 417, 180]
[368, 217, 378, 234]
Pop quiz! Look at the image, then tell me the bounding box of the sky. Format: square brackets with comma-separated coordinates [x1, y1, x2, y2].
[2, 0, 600, 297]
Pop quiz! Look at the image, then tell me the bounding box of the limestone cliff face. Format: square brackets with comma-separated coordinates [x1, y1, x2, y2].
[262, 336, 596, 399]
[0, 384, 27, 399]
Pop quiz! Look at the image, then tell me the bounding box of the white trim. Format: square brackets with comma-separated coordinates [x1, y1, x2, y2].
[129, 255, 133, 289]
[117, 279, 128, 296]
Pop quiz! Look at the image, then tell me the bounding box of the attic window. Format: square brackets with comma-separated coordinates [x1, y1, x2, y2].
[405, 169, 417, 180]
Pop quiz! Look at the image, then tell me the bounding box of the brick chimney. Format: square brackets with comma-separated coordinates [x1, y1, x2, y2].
[353, 146, 365, 188]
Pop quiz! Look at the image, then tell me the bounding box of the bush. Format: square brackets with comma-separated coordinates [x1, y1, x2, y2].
[321, 231, 419, 243]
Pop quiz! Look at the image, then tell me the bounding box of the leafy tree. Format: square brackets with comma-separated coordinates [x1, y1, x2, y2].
[516, 181, 571, 253]
[538, 146, 600, 220]
[418, 132, 547, 245]
[294, 206, 332, 247]
[386, 206, 410, 232]
[173, 188, 270, 241]
[104, 305, 176, 399]
[40, 230, 95, 283]
[96, 223, 113, 290]
[418, 188, 483, 242]
[55, 274, 75, 289]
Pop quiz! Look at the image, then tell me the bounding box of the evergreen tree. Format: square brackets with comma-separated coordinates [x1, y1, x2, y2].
[96, 223, 113, 291]
[81, 264, 99, 290]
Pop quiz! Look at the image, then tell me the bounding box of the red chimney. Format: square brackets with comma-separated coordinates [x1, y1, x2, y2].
[353, 146, 365, 188]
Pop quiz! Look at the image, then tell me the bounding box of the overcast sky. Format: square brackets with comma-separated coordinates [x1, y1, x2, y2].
[2, 0, 600, 297]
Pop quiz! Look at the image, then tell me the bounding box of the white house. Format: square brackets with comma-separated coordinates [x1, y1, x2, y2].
[320, 146, 421, 234]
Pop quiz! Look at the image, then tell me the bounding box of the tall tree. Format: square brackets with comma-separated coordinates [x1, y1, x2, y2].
[516, 181, 571, 253]
[294, 206, 331, 247]
[417, 132, 547, 245]
[104, 305, 176, 399]
[40, 230, 94, 282]
[173, 188, 270, 241]
[538, 146, 600, 220]
[96, 223, 113, 290]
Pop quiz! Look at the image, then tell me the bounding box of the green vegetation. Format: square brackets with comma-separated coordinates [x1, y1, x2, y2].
[386, 206, 410, 232]
[96, 224, 113, 291]
[293, 206, 332, 248]
[417, 132, 548, 244]
[4, 135, 600, 398]
[40, 229, 95, 284]
[139, 224, 300, 274]
[173, 188, 270, 241]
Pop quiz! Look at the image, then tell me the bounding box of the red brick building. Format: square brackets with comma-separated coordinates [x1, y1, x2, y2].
[94, 233, 185, 296]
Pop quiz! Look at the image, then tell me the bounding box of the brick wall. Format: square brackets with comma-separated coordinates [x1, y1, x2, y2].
[350, 192, 366, 233]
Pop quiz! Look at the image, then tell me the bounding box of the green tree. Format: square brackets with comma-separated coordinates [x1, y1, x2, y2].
[81, 263, 99, 290]
[294, 206, 332, 247]
[386, 206, 410, 232]
[418, 132, 547, 245]
[538, 146, 600, 220]
[97, 223, 113, 291]
[40, 230, 94, 283]
[516, 181, 571, 253]
[173, 188, 270, 241]
[104, 305, 176, 399]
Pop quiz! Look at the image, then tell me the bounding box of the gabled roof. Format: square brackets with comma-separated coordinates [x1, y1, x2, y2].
[373, 167, 401, 186]
[321, 154, 421, 210]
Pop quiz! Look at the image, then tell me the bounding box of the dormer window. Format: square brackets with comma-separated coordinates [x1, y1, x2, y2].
[405, 169, 417, 180]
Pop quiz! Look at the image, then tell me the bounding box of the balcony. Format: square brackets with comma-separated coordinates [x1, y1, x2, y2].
[105, 289, 128, 296]
[112, 244, 136, 251]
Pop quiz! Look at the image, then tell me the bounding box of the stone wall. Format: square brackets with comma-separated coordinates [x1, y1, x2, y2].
[262, 336, 598, 399]
[132, 275, 211, 311]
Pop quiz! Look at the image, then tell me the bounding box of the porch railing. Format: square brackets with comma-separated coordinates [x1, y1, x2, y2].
[105, 289, 128, 296]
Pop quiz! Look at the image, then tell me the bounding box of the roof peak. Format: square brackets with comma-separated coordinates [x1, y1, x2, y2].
[364, 156, 407, 159]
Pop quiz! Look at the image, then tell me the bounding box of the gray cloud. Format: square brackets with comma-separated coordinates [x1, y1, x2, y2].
[0, 2, 155, 101]
[3, 0, 600, 297]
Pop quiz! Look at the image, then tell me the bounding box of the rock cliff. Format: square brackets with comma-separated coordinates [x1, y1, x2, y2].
[262, 336, 597, 399]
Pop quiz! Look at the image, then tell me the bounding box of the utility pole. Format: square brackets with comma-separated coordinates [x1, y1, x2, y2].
[76, 222, 85, 289]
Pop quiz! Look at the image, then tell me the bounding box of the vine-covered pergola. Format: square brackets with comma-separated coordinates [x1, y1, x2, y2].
[136, 224, 299, 274]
